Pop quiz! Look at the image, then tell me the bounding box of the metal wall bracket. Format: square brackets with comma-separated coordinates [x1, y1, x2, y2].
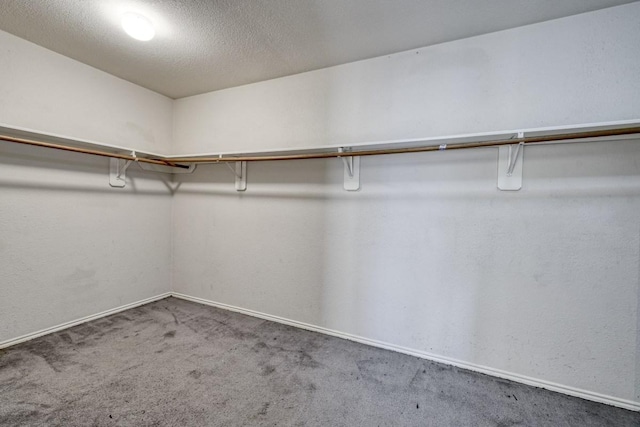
[338, 147, 360, 191]
[225, 161, 247, 191]
[138, 162, 196, 174]
[110, 154, 195, 188]
[497, 132, 524, 191]
[109, 157, 134, 188]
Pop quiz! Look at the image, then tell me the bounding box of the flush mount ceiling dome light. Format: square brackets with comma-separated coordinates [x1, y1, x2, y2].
[121, 12, 155, 41]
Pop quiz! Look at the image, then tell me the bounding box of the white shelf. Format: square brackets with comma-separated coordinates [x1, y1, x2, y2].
[2, 118, 639, 161]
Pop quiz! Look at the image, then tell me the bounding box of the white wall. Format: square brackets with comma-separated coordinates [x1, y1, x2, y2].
[0, 142, 173, 343]
[172, 139, 640, 406]
[171, 3, 640, 408]
[173, 3, 640, 154]
[0, 30, 174, 343]
[0, 30, 173, 154]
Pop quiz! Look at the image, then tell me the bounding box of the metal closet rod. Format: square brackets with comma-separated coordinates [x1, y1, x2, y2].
[0, 134, 189, 169]
[2, 126, 640, 166]
[172, 126, 640, 163]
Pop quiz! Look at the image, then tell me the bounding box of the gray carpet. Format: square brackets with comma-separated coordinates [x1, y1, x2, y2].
[0, 297, 637, 426]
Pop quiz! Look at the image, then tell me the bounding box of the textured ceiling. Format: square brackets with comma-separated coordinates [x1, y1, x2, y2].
[0, 0, 635, 98]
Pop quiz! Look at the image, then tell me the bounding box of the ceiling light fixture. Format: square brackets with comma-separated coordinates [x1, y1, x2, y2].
[121, 12, 155, 41]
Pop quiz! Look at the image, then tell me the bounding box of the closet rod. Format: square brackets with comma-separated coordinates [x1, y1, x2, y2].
[170, 126, 640, 163]
[0, 134, 188, 168]
[1, 126, 639, 166]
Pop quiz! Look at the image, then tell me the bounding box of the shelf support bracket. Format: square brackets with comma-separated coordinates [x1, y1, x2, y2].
[338, 147, 360, 191]
[109, 153, 137, 188]
[498, 132, 524, 191]
[228, 161, 247, 191]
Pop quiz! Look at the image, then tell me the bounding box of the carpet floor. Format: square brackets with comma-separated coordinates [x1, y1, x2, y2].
[0, 297, 638, 426]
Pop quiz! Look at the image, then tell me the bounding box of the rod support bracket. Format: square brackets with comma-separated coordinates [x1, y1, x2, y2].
[338, 147, 360, 191]
[498, 131, 524, 191]
[109, 158, 132, 188]
[234, 161, 247, 191]
[219, 160, 247, 191]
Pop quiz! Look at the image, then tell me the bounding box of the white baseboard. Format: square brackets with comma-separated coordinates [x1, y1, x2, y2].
[171, 292, 640, 412]
[0, 292, 171, 350]
[2, 290, 636, 412]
